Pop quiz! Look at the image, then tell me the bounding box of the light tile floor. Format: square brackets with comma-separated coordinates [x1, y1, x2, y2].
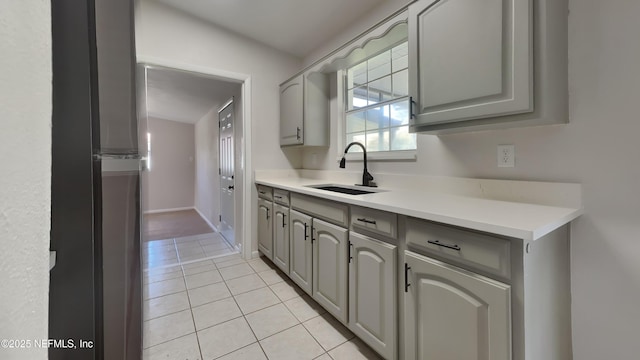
[142, 233, 381, 360]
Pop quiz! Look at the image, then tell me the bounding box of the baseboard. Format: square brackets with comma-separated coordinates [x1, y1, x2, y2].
[251, 250, 260, 259]
[194, 207, 219, 233]
[143, 206, 194, 214]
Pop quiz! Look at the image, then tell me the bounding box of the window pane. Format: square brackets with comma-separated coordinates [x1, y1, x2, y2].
[348, 85, 368, 110]
[347, 62, 367, 89]
[368, 51, 391, 81]
[346, 132, 366, 151]
[346, 111, 366, 133]
[390, 100, 410, 127]
[365, 106, 389, 131]
[368, 76, 393, 103]
[392, 69, 408, 97]
[366, 129, 390, 152]
[390, 126, 416, 151]
[392, 42, 408, 72]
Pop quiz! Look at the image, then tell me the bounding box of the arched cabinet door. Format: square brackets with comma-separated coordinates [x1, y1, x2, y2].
[312, 218, 348, 323]
[404, 250, 512, 360]
[289, 209, 312, 295]
[348, 232, 398, 360]
[273, 203, 290, 274]
[257, 198, 273, 259]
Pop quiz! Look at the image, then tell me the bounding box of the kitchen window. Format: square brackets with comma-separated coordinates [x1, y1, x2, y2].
[344, 41, 416, 157]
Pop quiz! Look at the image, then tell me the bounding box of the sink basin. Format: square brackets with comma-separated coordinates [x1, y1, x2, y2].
[307, 184, 383, 195]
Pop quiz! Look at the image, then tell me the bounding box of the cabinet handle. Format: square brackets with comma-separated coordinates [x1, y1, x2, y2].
[404, 263, 411, 292]
[296, 127, 301, 141]
[356, 218, 377, 225]
[274, 195, 283, 199]
[259, 191, 266, 195]
[311, 226, 315, 243]
[266, 208, 270, 221]
[282, 214, 286, 228]
[428, 240, 461, 251]
[409, 96, 416, 119]
[304, 223, 309, 240]
[348, 241, 353, 263]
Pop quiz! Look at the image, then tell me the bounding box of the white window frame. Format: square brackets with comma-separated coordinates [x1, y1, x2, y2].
[337, 48, 417, 163]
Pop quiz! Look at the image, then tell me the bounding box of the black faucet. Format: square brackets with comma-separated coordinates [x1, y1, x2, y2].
[339, 142, 375, 187]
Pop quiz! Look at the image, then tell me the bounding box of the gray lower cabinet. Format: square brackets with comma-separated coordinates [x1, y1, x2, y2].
[404, 250, 512, 360]
[312, 218, 348, 323]
[257, 198, 273, 260]
[272, 203, 290, 274]
[348, 232, 397, 360]
[289, 209, 313, 294]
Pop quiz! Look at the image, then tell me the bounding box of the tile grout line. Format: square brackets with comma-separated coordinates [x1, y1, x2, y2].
[181, 252, 206, 360]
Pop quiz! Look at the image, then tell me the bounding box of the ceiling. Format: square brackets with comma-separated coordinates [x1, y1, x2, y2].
[153, 0, 390, 58]
[145, 67, 241, 124]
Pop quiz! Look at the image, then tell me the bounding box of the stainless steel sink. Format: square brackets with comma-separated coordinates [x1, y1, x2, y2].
[306, 184, 384, 195]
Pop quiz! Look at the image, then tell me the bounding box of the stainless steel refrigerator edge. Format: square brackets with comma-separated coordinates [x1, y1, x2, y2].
[50, 0, 144, 359]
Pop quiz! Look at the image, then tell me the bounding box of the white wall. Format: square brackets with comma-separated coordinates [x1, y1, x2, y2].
[136, 0, 302, 171]
[301, 0, 640, 358]
[194, 107, 220, 227]
[136, 0, 302, 254]
[145, 117, 196, 211]
[0, 1, 51, 359]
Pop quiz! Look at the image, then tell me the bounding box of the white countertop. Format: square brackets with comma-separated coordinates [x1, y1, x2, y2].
[255, 175, 583, 241]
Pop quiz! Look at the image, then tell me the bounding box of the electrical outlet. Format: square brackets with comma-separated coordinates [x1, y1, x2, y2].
[497, 145, 515, 167]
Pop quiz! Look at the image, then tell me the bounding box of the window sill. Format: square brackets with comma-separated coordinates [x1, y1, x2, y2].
[338, 150, 417, 162]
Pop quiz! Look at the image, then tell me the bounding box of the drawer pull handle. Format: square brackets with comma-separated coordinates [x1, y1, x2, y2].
[274, 195, 283, 199]
[404, 263, 411, 292]
[259, 191, 266, 195]
[356, 218, 377, 225]
[428, 240, 461, 251]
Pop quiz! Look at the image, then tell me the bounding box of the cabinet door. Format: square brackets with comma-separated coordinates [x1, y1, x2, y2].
[404, 251, 512, 360]
[289, 210, 313, 295]
[312, 218, 348, 323]
[279, 74, 304, 146]
[409, 0, 532, 127]
[349, 232, 397, 360]
[273, 203, 290, 274]
[257, 199, 273, 259]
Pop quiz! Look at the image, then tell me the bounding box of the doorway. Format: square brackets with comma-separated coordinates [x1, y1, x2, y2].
[138, 61, 251, 261]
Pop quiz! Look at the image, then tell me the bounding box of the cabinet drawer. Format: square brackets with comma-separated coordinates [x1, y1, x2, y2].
[257, 185, 272, 200]
[406, 217, 511, 280]
[350, 206, 397, 239]
[291, 193, 348, 227]
[273, 189, 290, 206]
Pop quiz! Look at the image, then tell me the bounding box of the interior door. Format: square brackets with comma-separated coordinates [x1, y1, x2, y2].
[219, 100, 235, 246]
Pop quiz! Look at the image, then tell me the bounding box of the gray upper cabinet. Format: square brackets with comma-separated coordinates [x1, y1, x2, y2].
[409, 0, 532, 128]
[279, 72, 329, 147]
[409, 0, 568, 133]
